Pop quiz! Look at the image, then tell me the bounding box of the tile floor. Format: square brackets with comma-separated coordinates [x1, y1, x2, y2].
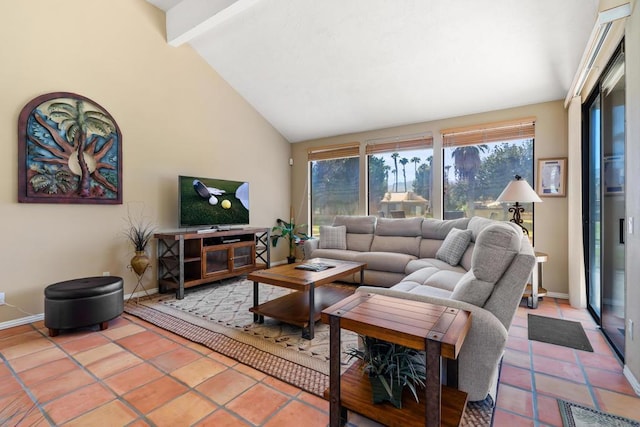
[1, 297, 639, 426]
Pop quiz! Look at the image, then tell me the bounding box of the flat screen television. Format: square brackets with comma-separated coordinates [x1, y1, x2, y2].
[178, 175, 249, 229]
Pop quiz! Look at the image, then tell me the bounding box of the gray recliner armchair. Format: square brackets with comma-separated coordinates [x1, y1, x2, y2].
[356, 221, 535, 401]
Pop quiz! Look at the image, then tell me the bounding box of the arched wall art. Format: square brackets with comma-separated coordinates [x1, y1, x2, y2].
[18, 92, 122, 204]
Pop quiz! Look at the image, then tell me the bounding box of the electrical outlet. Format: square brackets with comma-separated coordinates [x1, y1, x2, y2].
[102, 272, 110, 276]
[629, 319, 634, 340]
[0, 292, 5, 305]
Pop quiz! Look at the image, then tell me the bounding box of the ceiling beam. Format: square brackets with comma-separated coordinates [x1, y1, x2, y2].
[166, 0, 259, 47]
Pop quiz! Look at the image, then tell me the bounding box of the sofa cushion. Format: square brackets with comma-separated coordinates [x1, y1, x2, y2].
[400, 267, 463, 292]
[333, 215, 376, 252]
[436, 228, 472, 266]
[370, 217, 422, 256]
[391, 280, 454, 299]
[471, 223, 521, 283]
[319, 225, 347, 249]
[346, 233, 374, 252]
[449, 223, 523, 307]
[405, 258, 467, 275]
[375, 217, 423, 236]
[370, 235, 421, 256]
[333, 215, 376, 234]
[467, 216, 496, 242]
[459, 242, 475, 271]
[450, 270, 495, 306]
[421, 217, 470, 239]
[468, 216, 520, 242]
[419, 238, 442, 258]
[308, 249, 360, 262]
[355, 251, 415, 273]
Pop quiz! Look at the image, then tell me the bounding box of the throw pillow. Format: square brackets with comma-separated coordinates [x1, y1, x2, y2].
[319, 225, 347, 250]
[436, 228, 472, 266]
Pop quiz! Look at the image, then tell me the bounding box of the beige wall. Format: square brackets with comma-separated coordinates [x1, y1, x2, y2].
[291, 101, 569, 296]
[0, 0, 291, 323]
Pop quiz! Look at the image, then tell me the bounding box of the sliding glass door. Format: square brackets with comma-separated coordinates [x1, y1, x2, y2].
[583, 42, 626, 358]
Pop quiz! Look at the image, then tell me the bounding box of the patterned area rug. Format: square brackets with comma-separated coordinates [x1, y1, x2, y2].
[124, 277, 494, 425]
[146, 278, 359, 366]
[558, 399, 640, 426]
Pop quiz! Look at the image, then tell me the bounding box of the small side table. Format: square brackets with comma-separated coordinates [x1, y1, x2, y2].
[321, 293, 471, 427]
[523, 251, 548, 309]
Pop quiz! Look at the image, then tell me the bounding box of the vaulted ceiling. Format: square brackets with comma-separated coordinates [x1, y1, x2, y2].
[146, 0, 599, 142]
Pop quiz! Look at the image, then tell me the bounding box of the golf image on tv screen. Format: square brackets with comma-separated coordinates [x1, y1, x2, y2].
[179, 175, 249, 227]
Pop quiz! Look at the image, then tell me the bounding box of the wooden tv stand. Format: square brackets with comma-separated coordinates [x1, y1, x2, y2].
[155, 227, 270, 299]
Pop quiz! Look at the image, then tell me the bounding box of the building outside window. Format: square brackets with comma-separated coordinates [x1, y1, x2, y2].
[366, 135, 433, 219]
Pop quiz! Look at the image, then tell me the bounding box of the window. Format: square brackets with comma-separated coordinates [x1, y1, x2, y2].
[309, 143, 360, 235]
[366, 135, 434, 219]
[441, 119, 535, 231]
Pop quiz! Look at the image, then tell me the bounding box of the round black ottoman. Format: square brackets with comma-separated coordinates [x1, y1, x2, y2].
[44, 276, 124, 337]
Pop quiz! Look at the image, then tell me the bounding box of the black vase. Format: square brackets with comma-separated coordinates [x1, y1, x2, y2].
[287, 256, 296, 264]
[369, 375, 403, 409]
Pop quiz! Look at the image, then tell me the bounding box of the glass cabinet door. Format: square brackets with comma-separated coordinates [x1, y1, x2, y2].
[203, 247, 230, 276]
[232, 244, 254, 269]
[203, 242, 255, 277]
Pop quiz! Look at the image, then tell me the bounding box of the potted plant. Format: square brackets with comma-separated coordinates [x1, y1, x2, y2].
[124, 210, 156, 275]
[271, 216, 310, 264]
[346, 335, 426, 409]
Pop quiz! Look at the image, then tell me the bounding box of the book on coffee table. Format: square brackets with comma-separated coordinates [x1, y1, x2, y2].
[295, 262, 335, 272]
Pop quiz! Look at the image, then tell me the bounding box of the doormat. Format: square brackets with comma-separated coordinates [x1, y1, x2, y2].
[528, 314, 594, 352]
[558, 399, 640, 426]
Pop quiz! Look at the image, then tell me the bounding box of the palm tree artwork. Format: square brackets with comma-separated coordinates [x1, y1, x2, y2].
[18, 92, 122, 204]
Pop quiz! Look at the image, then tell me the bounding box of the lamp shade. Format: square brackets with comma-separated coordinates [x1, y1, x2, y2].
[496, 176, 542, 203]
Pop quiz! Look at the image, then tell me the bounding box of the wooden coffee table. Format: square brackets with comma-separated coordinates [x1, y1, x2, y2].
[321, 292, 472, 427]
[248, 258, 366, 340]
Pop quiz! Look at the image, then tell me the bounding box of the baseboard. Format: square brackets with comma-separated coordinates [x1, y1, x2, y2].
[547, 291, 569, 299]
[0, 287, 158, 331]
[0, 313, 45, 330]
[623, 365, 640, 396]
[125, 287, 158, 302]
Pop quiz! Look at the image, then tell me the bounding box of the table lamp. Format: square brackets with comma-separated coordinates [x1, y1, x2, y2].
[496, 175, 542, 235]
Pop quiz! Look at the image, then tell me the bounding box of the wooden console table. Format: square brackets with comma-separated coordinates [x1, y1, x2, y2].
[321, 293, 471, 427]
[155, 227, 270, 299]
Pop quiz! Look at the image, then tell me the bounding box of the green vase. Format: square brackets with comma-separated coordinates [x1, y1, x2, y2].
[369, 375, 403, 409]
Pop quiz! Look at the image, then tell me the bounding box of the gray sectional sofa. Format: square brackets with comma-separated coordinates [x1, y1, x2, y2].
[303, 215, 536, 402]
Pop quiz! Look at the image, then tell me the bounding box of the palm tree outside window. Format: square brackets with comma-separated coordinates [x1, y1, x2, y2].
[441, 119, 535, 235]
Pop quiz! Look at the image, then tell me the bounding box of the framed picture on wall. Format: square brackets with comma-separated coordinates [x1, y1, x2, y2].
[537, 157, 567, 197]
[604, 155, 624, 195]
